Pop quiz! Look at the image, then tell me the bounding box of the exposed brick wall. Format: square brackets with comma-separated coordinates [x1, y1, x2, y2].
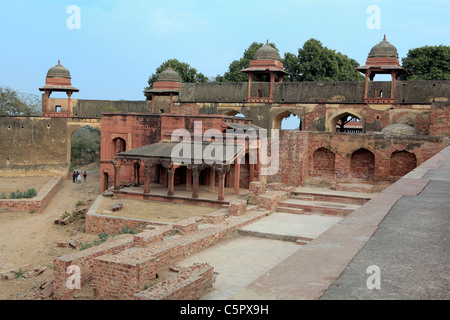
[53, 235, 135, 300]
[93, 249, 157, 300]
[53, 209, 270, 300]
[430, 102, 450, 137]
[390, 151, 417, 178]
[313, 147, 336, 176]
[0, 176, 61, 213]
[350, 149, 375, 180]
[135, 263, 213, 300]
[85, 213, 166, 235]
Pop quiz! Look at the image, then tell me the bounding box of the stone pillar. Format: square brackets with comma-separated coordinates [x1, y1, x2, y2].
[209, 168, 215, 192]
[269, 72, 275, 100]
[247, 74, 252, 100]
[233, 161, 240, 195]
[144, 164, 151, 194]
[218, 170, 225, 201]
[167, 166, 175, 196]
[151, 93, 155, 113]
[45, 90, 51, 115]
[186, 168, 192, 190]
[249, 163, 255, 183]
[67, 92, 72, 117]
[364, 71, 370, 100]
[390, 71, 396, 100]
[134, 162, 141, 187]
[192, 167, 200, 199]
[113, 162, 121, 191]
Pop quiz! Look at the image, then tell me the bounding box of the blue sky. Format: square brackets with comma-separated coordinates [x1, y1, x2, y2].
[0, 0, 449, 101]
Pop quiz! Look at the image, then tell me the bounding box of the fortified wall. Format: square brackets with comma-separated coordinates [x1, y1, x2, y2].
[1, 81, 449, 177]
[1, 36, 449, 181]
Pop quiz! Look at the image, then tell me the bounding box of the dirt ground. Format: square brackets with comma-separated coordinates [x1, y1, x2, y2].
[0, 163, 103, 300]
[0, 176, 51, 196]
[0, 162, 222, 300]
[96, 198, 217, 222]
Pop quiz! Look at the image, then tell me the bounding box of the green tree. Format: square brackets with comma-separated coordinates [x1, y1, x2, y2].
[0, 86, 41, 116]
[216, 42, 279, 82]
[400, 45, 450, 80]
[283, 39, 364, 82]
[144, 59, 208, 100]
[71, 127, 101, 168]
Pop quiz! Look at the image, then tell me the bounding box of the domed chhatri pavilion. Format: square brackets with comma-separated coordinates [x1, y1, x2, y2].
[144, 65, 182, 113]
[241, 40, 289, 102]
[357, 35, 407, 103]
[39, 60, 79, 117]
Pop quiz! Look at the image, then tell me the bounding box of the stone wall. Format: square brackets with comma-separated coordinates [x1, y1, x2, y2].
[275, 130, 447, 188]
[179, 80, 449, 104]
[0, 117, 70, 176]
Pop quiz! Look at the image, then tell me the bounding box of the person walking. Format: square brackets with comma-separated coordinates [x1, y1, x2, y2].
[83, 171, 87, 183]
[77, 173, 82, 184]
[72, 171, 76, 183]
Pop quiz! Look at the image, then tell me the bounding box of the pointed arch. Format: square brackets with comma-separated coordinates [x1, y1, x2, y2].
[330, 111, 363, 133]
[313, 147, 336, 176]
[273, 111, 302, 130]
[390, 150, 417, 178]
[351, 148, 375, 180]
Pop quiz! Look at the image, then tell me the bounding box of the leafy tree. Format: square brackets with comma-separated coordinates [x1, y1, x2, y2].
[216, 42, 279, 82]
[144, 59, 208, 100]
[0, 86, 41, 116]
[71, 127, 101, 167]
[400, 45, 450, 80]
[283, 39, 364, 82]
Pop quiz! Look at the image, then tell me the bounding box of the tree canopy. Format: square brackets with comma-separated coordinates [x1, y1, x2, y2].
[71, 126, 101, 168]
[283, 39, 364, 82]
[215, 42, 278, 82]
[144, 59, 208, 100]
[400, 45, 450, 80]
[0, 86, 41, 116]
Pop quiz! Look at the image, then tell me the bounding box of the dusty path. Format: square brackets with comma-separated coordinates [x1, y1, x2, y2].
[0, 163, 101, 300]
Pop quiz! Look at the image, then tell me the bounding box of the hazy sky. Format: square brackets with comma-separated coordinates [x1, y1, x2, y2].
[0, 0, 449, 101]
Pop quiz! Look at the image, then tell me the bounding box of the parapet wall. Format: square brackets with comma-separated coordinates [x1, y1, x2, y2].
[178, 80, 449, 104]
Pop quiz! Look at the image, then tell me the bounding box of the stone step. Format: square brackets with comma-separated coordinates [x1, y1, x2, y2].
[290, 193, 371, 205]
[277, 199, 360, 217]
[275, 206, 305, 215]
[237, 229, 313, 244]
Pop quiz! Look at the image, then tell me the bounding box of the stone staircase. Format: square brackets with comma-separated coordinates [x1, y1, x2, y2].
[276, 189, 373, 217]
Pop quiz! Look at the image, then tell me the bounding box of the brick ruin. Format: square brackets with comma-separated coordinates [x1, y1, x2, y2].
[0, 37, 449, 299]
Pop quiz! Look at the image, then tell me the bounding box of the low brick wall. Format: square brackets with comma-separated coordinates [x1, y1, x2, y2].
[0, 176, 62, 213]
[52, 235, 135, 300]
[228, 200, 247, 216]
[93, 248, 157, 300]
[257, 190, 290, 212]
[85, 212, 169, 235]
[135, 263, 214, 300]
[53, 207, 270, 300]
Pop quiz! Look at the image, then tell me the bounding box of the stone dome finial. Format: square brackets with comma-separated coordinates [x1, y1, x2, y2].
[368, 35, 399, 59]
[46, 60, 71, 79]
[157, 65, 182, 82]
